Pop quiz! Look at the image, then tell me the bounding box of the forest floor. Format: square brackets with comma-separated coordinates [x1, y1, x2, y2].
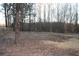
[0, 28, 79, 55]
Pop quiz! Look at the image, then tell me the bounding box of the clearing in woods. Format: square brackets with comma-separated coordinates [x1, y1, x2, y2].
[0, 29, 79, 56]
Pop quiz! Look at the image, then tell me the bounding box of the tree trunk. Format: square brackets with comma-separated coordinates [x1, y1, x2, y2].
[4, 4, 8, 27]
[15, 3, 21, 44]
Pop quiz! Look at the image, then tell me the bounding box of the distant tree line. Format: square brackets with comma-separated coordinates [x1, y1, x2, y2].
[2, 3, 79, 33]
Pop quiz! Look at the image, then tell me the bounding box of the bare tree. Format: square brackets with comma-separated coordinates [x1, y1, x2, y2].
[74, 3, 78, 32]
[44, 4, 46, 22]
[47, 4, 52, 31]
[15, 3, 21, 44]
[57, 4, 60, 23]
[38, 4, 42, 31]
[63, 4, 68, 33]
[3, 3, 8, 27]
[75, 3, 78, 26]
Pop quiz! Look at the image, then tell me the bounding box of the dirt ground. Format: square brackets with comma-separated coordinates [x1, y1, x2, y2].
[0, 30, 79, 56]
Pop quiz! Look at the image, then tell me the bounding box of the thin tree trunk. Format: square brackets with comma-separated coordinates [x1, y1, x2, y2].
[4, 4, 8, 27]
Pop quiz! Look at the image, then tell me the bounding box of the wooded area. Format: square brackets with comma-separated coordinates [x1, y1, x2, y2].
[0, 3, 79, 56]
[2, 3, 79, 33]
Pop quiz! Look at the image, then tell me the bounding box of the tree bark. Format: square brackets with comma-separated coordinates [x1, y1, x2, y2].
[15, 3, 21, 44]
[4, 3, 8, 27]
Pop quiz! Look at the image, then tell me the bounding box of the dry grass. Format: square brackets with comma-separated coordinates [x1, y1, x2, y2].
[42, 38, 79, 49]
[0, 30, 79, 56]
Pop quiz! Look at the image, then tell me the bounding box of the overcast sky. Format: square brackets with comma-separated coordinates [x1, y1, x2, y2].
[0, 4, 5, 25]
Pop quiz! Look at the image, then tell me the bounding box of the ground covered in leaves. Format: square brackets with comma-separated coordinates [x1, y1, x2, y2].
[0, 28, 79, 56]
